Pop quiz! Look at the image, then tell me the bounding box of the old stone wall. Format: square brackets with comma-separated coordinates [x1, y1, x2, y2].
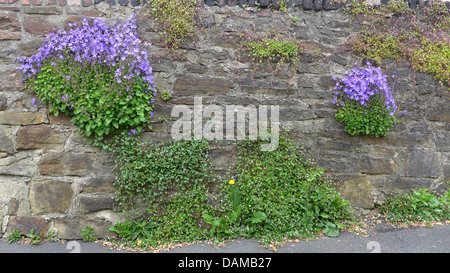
[0, 0, 449, 239]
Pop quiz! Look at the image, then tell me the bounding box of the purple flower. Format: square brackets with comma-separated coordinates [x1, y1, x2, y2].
[332, 63, 397, 113]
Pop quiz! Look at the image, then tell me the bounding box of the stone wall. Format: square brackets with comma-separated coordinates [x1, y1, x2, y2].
[0, 0, 449, 239]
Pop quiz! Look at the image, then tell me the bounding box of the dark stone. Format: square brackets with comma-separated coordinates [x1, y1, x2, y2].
[302, 0, 313, 10]
[107, 0, 115, 6]
[356, 156, 397, 175]
[314, 0, 322, 10]
[79, 194, 115, 213]
[82, 177, 116, 194]
[0, 95, 6, 111]
[259, 0, 269, 6]
[405, 151, 441, 178]
[0, 126, 14, 154]
[118, 0, 128, 5]
[205, 0, 215, 5]
[18, 38, 45, 57]
[174, 76, 232, 96]
[317, 75, 336, 90]
[129, 0, 139, 5]
[279, 106, 316, 121]
[185, 63, 209, 74]
[7, 216, 50, 235]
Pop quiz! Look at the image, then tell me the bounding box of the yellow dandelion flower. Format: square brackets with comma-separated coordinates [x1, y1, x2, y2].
[229, 180, 235, 185]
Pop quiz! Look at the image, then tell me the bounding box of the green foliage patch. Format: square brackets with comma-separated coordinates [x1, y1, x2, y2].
[108, 131, 355, 249]
[346, 0, 450, 93]
[145, 0, 200, 52]
[380, 187, 450, 225]
[237, 30, 320, 79]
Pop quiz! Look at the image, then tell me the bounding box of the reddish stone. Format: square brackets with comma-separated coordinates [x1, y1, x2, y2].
[0, 31, 20, 40]
[6, 216, 51, 235]
[23, 16, 58, 36]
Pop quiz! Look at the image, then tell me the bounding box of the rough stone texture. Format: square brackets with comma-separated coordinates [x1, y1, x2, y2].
[0, 112, 43, 125]
[82, 177, 115, 194]
[173, 76, 233, 96]
[78, 193, 115, 213]
[0, 176, 30, 215]
[29, 180, 73, 215]
[38, 152, 97, 176]
[17, 125, 64, 150]
[23, 16, 59, 36]
[0, 12, 20, 40]
[0, 66, 23, 92]
[0, 5, 447, 239]
[6, 216, 50, 235]
[339, 176, 374, 209]
[0, 154, 36, 177]
[54, 217, 116, 239]
[405, 151, 441, 178]
[23, 7, 62, 14]
[17, 38, 45, 57]
[0, 126, 14, 154]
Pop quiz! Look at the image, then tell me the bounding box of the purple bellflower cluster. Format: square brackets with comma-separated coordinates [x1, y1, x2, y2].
[18, 14, 156, 139]
[19, 14, 154, 89]
[333, 62, 397, 115]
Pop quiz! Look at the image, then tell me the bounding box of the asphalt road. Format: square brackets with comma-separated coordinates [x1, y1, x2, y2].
[0, 221, 449, 254]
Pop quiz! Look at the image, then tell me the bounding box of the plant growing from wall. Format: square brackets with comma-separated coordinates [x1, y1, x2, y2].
[145, 0, 200, 52]
[18, 15, 156, 141]
[380, 187, 450, 225]
[345, 0, 450, 93]
[106, 132, 227, 248]
[237, 30, 320, 80]
[108, 130, 355, 249]
[333, 62, 401, 137]
[231, 130, 354, 245]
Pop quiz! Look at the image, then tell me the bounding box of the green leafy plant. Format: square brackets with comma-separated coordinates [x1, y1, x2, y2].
[238, 30, 320, 79]
[145, 0, 200, 52]
[160, 90, 173, 102]
[346, 1, 450, 93]
[106, 133, 224, 247]
[19, 16, 156, 142]
[380, 187, 450, 224]
[341, 0, 375, 16]
[81, 226, 96, 242]
[7, 228, 22, 244]
[109, 220, 156, 247]
[232, 130, 354, 245]
[333, 63, 401, 137]
[26, 229, 45, 245]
